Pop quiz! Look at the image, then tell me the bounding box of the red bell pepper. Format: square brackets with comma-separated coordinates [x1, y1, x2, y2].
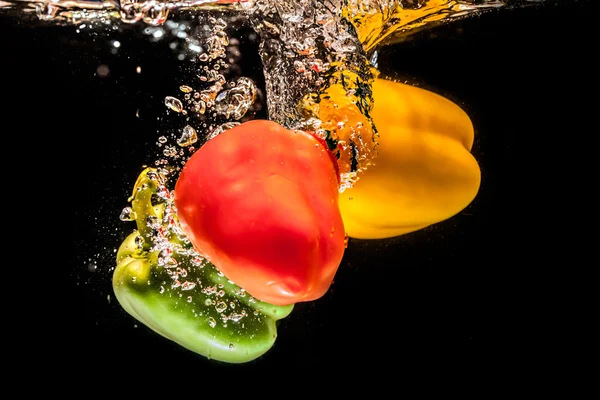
[174, 120, 346, 306]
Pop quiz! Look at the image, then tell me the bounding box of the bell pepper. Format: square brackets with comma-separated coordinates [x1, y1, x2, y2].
[113, 168, 293, 364]
[113, 77, 480, 363]
[174, 120, 346, 306]
[319, 78, 481, 239]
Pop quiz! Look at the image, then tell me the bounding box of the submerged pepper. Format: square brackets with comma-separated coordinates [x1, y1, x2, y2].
[113, 77, 481, 362]
[319, 78, 481, 239]
[113, 168, 293, 363]
[174, 120, 346, 307]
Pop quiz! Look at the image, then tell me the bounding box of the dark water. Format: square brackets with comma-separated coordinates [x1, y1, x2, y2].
[2, 0, 593, 384]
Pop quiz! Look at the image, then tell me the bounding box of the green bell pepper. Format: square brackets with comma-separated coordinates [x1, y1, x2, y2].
[113, 168, 294, 363]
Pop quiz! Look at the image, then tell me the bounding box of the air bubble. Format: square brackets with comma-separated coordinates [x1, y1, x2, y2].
[119, 207, 136, 221]
[215, 301, 227, 313]
[191, 256, 205, 266]
[164, 96, 183, 113]
[193, 100, 206, 114]
[229, 313, 244, 322]
[162, 145, 178, 157]
[177, 125, 198, 147]
[181, 281, 196, 291]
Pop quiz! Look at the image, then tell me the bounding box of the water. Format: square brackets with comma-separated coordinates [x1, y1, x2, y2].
[0, 0, 537, 27]
[2, 0, 540, 187]
[3, 0, 593, 378]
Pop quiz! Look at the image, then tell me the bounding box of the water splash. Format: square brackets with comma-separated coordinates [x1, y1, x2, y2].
[1, 0, 250, 25]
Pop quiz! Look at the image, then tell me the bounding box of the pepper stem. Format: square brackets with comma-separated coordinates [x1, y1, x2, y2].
[129, 168, 164, 252]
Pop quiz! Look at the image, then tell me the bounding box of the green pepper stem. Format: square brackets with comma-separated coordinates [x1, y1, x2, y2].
[130, 168, 163, 252]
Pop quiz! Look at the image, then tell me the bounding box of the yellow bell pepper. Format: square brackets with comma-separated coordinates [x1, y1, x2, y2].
[320, 78, 481, 239]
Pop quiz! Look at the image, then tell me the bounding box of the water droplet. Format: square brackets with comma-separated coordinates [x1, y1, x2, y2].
[164, 96, 183, 113]
[119, 207, 136, 221]
[180, 85, 193, 93]
[202, 285, 217, 295]
[187, 296, 193, 303]
[192, 100, 206, 114]
[162, 145, 178, 157]
[208, 317, 216, 328]
[214, 77, 256, 120]
[229, 313, 244, 322]
[215, 301, 227, 313]
[229, 343, 235, 349]
[191, 256, 205, 266]
[159, 286, 165, 294]
[181, 281, 196, 291]
[177, 125, 198, 147]
[166, 257, 178, 268]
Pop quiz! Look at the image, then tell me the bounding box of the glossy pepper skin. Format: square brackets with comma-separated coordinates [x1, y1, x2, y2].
[320, 78, 481, 239]
[113, 168, 293, 363]
[174, 120, 346, 306]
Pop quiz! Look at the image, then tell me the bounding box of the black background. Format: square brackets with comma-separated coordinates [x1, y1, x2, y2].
[1, 0, 592, 385]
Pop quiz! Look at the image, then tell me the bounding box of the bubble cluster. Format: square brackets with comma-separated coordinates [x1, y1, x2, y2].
[153, 16, 260, 171]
